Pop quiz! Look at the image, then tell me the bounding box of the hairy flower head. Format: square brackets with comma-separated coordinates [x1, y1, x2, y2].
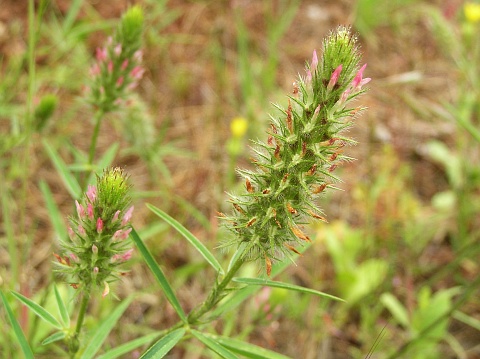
[221, 27, 370, 274]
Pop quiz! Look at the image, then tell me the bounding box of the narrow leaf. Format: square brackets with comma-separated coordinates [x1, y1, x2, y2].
[147, 204, 224, 275]
[53, 284, 70, 327]
[39, 180, 68, 240]
[11, 291, 62, 329]
[42, 331, 66, 345]
[140, 328, 185, 359]
[211, 243, 312, 318]
[130, 228, 187, 322]
[203, 334, 292, 359]
[232, 278, 344, 302]
[97, 332, 159, 359]
[191, 330, 239, 359]
[42, 139, 81, 198]
[0, 290, 35, 359]
[80, 296, 134, 359]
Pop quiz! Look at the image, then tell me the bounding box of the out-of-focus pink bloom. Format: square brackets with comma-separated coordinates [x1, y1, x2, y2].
[96, 47, 107, 62]
[86, 185, 97, 202]
[311, 50, 318, 70]
[113, 227, 132, 241]
[108, 61, 114, 74]
[93, 266, 99, 274]
[130, 66, 144, 80]
[69, 253, 79, 262]
[113, 210, 121, 222]
[122, 249, 133, 261]
[114, 44, 122, 56]
[75, 200, 85, 219]
[87, 203, 94, 220]
[116, 76, 124, 87]
[122, 206, 134, 226]
[121, 59, 129, 70]
[68, 226, 75, 239]
[78, 225, 86, 236]
[92, 244, 98, 254]
[327, 65, 343, 91]
[352, 64, 371, 91]
[102, 281, 110, 298]
[96, 218, 104, 233]
[133, 50, 143, 62]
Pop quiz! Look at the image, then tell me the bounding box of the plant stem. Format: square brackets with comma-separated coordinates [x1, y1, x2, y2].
[69, 288, 91, 357]
[187, 257, 245, 324]
[88, 109, 105, 169]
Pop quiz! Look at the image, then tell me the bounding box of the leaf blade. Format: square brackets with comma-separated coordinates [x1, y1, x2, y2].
[191, 330, 239, 359]
[130, 228, 187, 322]
[10, 291, 62, 329]
[140, 328, 186, 359]
[80, 296, 134, 359]
[147, 204, 224, 275]
[232, 278, 344, 302]
[42, 139, 81, 198]
[0, 290, 35, 359]
[97, 332, 159, 359]
[203, 334, 292, 359]
[53, 284, 70, 328]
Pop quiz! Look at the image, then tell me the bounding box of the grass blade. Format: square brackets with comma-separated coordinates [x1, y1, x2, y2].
[80, 296, 134, 359]
[147, 204, 224, 275]
[39, 180, 68, 240]
[140, 328, 185, 359]
[191, 330, 239, 359]
[203, 333, 292, 359]
[41, 331, 66, 345]
[97, 332, 159, 359]
[0, 291, 35, 359]
[232, 278, 344, 302]
[53, 284, 70, 328]
[130, 228, 187, 322]
[42, 139, 81, 198]
[10, 291, 62, 329]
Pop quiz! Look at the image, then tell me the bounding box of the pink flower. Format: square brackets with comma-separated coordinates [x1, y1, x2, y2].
[90, 64, 101, 76]
[130, 66, 144, 80]
[121, 59, 129, 70]
[86, 185, 97, 202]
[108, 61, 114, 74]
[96, 47, 107, 62]
[121, 249, 133, 261]
[122, 206, 134, 226]
[311, 50, 318, 71]
[87, 203, 94, 220]
[92, 244, 98, 254]
[96, 218, 104, 233]
[78, 225, 86, 236]
[113, 227, 132, 241]
[113, 210, 121, 222]
[327, 65, 343, 91]
[352, 64, 371, 91]
[114, 44, 122, 56]
[75, 200, 85, 219]
[116, 76, 124, 87]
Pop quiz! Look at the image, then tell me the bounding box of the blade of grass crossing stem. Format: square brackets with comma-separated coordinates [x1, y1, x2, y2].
[140, 329, 186, 359]
[53, 284, 70, 327]
[0, 291, 35, 359]
[130, 228, 187, 322]
[80, 296, 134, 359]
[203, 334, 292, 359]
[232, 278, 344, 302]
[97, 332, 159, 359]
[41, 331, 66, 345]
[211, 243, 312, 318]
[10, 291, 62, 329]
[147, 204, 224, 275]
[42, 139, 81, 198]
[39, 180, 68, 240]
[191, 330, 239, 359]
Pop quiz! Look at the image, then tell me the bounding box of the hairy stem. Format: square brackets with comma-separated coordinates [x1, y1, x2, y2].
[69, 287, 91, 357]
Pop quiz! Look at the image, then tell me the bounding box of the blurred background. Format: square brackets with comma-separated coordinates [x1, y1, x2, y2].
[1, 0, 479, 358]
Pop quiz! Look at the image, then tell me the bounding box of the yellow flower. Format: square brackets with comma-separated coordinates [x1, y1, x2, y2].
[464, 2, 480, 23]
[230, 117, 248, 138]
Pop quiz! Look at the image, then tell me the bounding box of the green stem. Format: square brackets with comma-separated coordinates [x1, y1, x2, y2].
[69, 288, 91, 357]
[88, 109, 105, 169]
[187, 256, 245, 324]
